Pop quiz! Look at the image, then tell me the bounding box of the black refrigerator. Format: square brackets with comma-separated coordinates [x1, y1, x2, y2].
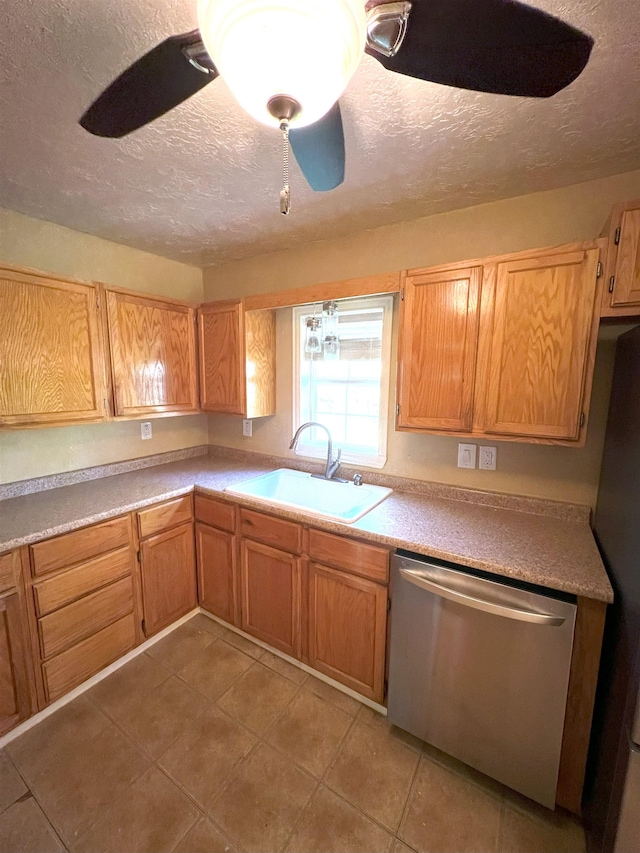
[586, 324, 640, 852]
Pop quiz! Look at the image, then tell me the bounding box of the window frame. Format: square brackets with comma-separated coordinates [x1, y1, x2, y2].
[292, 294, 394, 469]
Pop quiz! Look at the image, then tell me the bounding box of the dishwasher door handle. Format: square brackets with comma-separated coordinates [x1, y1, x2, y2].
[398, 567, 566, 626]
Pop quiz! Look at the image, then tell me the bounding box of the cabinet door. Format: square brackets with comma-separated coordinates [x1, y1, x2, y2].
[0, 592, 33, 736]
[196, 523, 236, 624]
[140, 522, 197, 637]
[240, 539, 301, 658]
[308, 563, 387, 703]
[0, 267, 106, 426]
[198, 301, 244, 414]
[611, 204, 640, 309]
[397, 267, 481, 431]
[484, 247, 600, 440]
[107, 290, 198, 416]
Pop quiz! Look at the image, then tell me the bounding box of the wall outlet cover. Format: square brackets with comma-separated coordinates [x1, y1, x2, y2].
[457, 443, 477, 469]
[479, 446, 497, 470]
[141, 422, 152, 440]
[242, 419, 253, 437]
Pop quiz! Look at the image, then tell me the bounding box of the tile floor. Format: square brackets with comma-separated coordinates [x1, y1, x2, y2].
[1, 614, 586, 853]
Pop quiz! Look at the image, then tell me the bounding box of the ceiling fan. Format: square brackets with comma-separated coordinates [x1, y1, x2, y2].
[79, 0, 593, 209]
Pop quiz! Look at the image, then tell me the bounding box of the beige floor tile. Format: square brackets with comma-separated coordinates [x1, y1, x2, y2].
[266, 690, 353, 777]
[87, 652, 169, 718]
[326, 721, 420, 832]
[358, 706, 424, 752]
[188, 613, 228, 638]
[260, 650, 309, 685]
[73, 766, 199, 853]
[7, 696, 109, 784]
[208, 742, 316, 853]
[0, 750, 27, 815]
[158, 705, 256, 809]
[0, 796, 65, 853]
[172, 816, 239, 853]
[304, 676, 362, 716]
[25, 722, 150, 846]
[112, 675, 211, 758]
[217, 661, 298, 734]
[178, 640, 254, 701]
[499, 804, 586, 853]
[221, 629, 265, 659]
[399, 756, 502, 853]
[284, 785, 394, 853]
[391, 841, 417, 853]
[146, 622, 217, 672]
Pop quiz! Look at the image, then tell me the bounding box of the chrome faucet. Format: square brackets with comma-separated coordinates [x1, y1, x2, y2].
[289, 422, 347, 482]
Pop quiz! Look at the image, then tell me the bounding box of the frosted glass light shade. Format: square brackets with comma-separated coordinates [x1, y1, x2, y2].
[197, 0, 366, 128]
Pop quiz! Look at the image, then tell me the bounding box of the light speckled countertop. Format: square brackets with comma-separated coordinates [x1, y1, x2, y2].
[0, 455, 613, 603]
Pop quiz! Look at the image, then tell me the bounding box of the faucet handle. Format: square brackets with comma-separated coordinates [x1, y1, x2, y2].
[353, 473, 363, 486]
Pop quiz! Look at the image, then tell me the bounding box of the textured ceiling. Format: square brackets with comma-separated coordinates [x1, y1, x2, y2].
[1, 0, 639, 267]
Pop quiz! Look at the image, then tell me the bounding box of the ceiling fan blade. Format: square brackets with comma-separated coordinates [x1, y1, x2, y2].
[289, 103, 346, 192]
[79, 30, 218, 138]
[369, 0, 593, 97]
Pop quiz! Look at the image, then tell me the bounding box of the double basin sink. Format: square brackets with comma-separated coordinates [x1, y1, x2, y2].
[225, 468, 392, 524]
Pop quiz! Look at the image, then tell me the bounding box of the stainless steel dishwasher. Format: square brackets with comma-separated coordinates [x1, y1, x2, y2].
[387, 551, 577, 808]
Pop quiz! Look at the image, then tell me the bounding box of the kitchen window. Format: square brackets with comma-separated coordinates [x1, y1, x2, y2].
[292, 295, 393, 468]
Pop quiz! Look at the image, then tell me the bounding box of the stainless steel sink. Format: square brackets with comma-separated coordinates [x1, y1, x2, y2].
[224, 468, 392, 523]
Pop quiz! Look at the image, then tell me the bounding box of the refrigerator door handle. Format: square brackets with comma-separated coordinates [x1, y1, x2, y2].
[399, 567, 566, 626]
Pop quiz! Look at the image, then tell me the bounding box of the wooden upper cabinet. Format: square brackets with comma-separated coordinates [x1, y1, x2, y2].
[0, 266, 106, 427]
[106, 289, 198, 417]
[397, 266, 481, 432]
[602, 199, 640, 316]
[198, 300, 276, 418]
[482, 246, 601, 441]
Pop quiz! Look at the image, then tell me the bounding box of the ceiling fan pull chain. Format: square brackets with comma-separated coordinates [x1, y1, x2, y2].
[280, 119, 291, 215]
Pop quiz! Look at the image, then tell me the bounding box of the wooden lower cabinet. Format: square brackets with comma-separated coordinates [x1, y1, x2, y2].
[0, 590, 33, 735]
[308, 562, 388, 703]
[139, 521, 197, 637]
[42, 615, 136, 703]
[196, 523, 236, 624]
[240, 539, 301, 658]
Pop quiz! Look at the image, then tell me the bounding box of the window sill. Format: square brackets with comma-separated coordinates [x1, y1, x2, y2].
[293, 446, 387, 470]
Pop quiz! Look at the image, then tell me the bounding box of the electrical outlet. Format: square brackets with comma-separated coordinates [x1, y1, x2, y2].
[242, 419, 253, 437]
[479, 446, 497, 470]
[457, 443, 477, 469]
[141, 422, 152, 440]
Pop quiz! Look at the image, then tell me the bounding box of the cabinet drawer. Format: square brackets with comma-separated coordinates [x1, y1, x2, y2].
[195, 494, 236, 532]
[30, 516, 131, 577]
[240, 509, 303, 554]
[42, 613, 136, 703]
[38, 576, 134, 660]
[308, 529, 389, 584]
[33, 547, 133, 617]
[0, 552, 15, 594]
[137, 495, 192, 539]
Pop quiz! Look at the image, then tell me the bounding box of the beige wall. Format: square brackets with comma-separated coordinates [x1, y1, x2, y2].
[204, 171, 640, 507]
[0, 209, 207, 484]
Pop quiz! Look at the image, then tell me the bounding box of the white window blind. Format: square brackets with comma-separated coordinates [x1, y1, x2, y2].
[292, 295, 393, 468]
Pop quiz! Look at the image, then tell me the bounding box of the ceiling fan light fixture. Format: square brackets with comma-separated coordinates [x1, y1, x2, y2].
[197, 0, 366, 128]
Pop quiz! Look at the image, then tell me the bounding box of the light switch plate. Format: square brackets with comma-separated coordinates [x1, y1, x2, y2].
[141, 422, 152, 440]
[242, 419, 253, 437]
[479, 446, 497, 470]
[457, 443, 477, 469]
